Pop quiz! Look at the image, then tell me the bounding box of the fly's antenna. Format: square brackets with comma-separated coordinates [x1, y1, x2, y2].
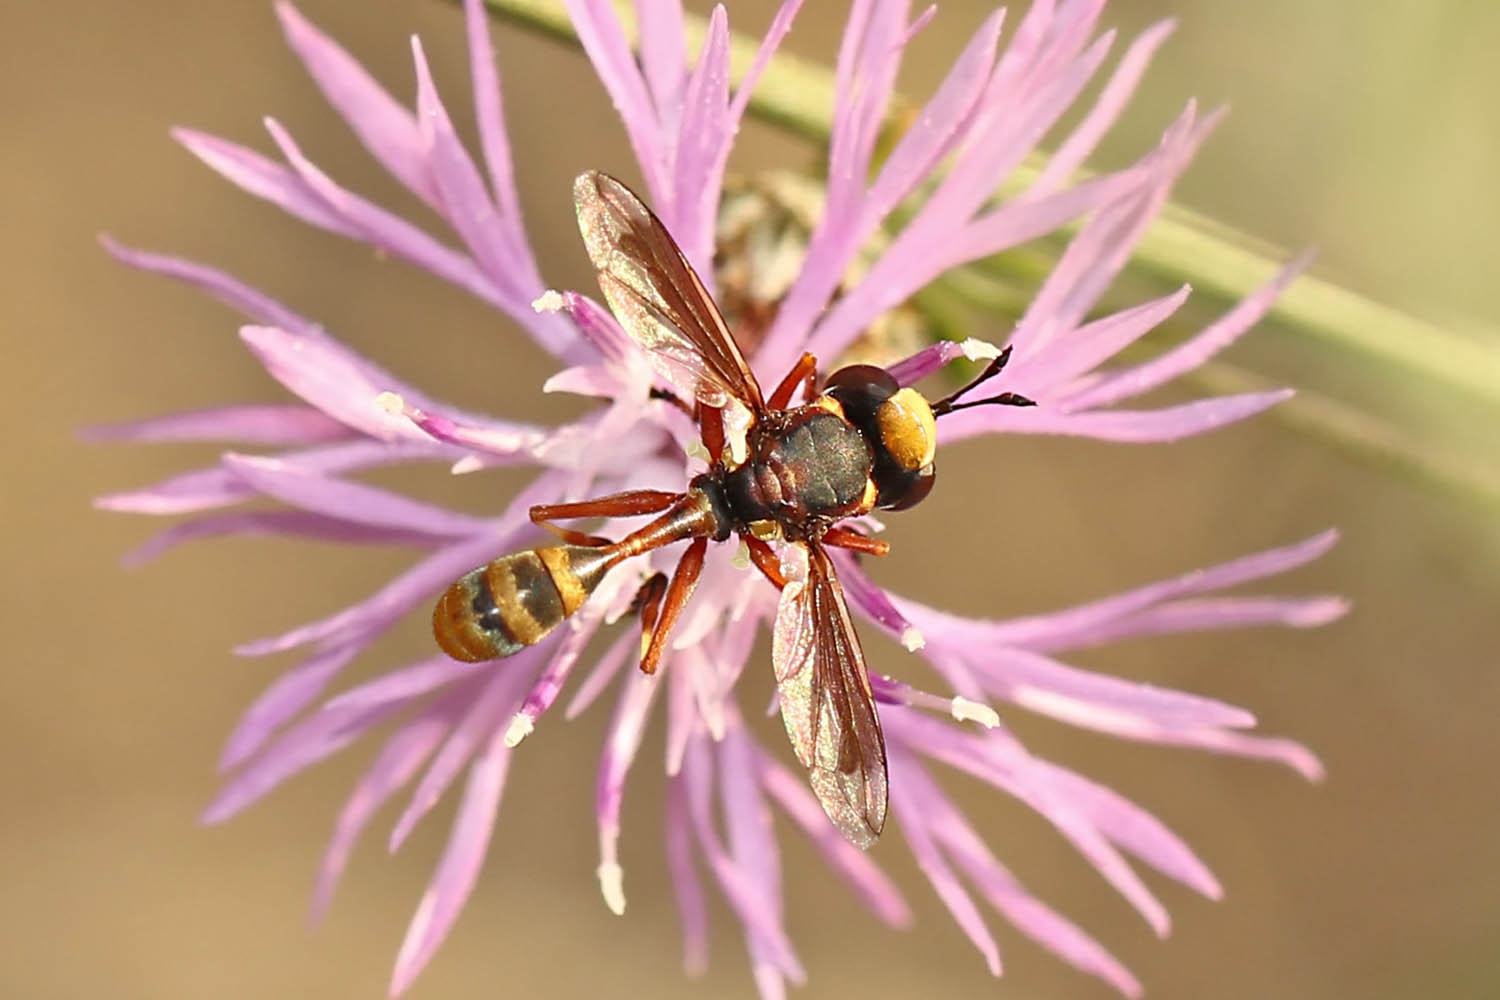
[930, 345, 1037, 417]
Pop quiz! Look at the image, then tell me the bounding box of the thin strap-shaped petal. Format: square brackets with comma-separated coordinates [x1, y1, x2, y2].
[205, 689, 395, 821]
[461, 0, 530, 259]
[670, 6, 730, 272]
[274, 1, 438, 207]
[1056, 594, 1350, 650]
[1133, 726, 1324, 780]
[261, 118, 504, 309]
[887, 746, 1002, 975]
[121, 510, 443, 568]
[410, 36, 559, 344]
[99, 237, 306, 332]
[563, 629, 635, 720]
[324, 656, 480, 713]
[565, 0, 667, 199]
[756, 744, 910, 927]
[241, 324, 545, 449]
[664, 775, 710, 975]
[893, 530, 1339, 651]
[97, 439, 456, 517]
[390, 729, 514, 995]
[890, 709, 1170, 935]
[173, 128, 360, 238]
[1063, 252, 1312, 409]
[312, 690, 467, 918]
[1032, 759, 1220, 898]
[221, 453, 486, 536]
[902, 762, 1142, 997]
[681, 732, 805, 981]
[218, 641, 367, 771]
[595, 668, 664, 915]
[1028, 20, 1176, 196]
[939, 389, 1292, 443]
[506, 614, 605, 747]
[720, 717, 790, 1000]
[389, 663, 533, 851]
[1018, 286, 1190, 391]
[83, 404, 350, 446]
[234, 529, 517, 656]
[973, 646, 1258, 732]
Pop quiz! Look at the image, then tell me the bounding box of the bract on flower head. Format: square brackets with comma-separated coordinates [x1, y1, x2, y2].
[96, 1, 1343, 997]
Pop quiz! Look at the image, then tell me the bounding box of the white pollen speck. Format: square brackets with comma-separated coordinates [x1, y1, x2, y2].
[685, 439, 711, 463]
[960, 337, 1002, 361]
[532, 289, 565, 313]
[900, 626, 926, 651]
[450, 455, 484, 475]
[951, 696, 999, 728]
[731, 542, 751, 570]
[375, 391, 406, 415]
[597, 863, 626, 916]
[503, 713, 534, 748]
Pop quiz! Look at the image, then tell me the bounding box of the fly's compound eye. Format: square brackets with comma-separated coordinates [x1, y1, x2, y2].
[824, 368, 939, 512]
[881, 462, 935, 511]
[822, 364, 899, 424]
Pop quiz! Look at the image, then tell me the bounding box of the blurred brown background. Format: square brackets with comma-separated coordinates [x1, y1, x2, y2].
[7, 1, 1499, 998]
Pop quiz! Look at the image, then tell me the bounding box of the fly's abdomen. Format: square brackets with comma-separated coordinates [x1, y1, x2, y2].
[434, 544, 612, 662]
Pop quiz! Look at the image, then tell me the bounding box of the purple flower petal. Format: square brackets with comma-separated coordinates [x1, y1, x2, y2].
[756, 744, 910, 927]
[324, 656, 480, 713]
[389, 664, 533, 852]
[1018, 285, 1190, 391]
[261, 119, 504, 309]
[1031, 19, 1175, 194]
[664, 776, 710, 975]
[218, 641, 367, 772]
[1064, 252, 1313, 409]
[312, 691, 465, 919]
[205, 691, 396, 823]
[894, 530, 1340, 652]
[220, 453, 486, 536]
[681, 731, 805, 982]
[274, 2, 437, 208]
[83, 404, 350, 446]
[233, 529, 518, 658]
[595, 667, 664, 914]
[99, 237, 307, 332]
[461, 0, 524, 235]
[907, 763, 1143, 996]
[173, 127, 361, 238]
[940, 388, 1292, 443]
[888, 746, 1003, 975]
[565, 0, 666, 199]
[1033, 759, 1220, 898]
[121, 510, 442, 569]
[390, 728, 514, 995]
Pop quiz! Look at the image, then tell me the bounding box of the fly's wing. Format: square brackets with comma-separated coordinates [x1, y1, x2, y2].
[573, 171, 765, 413]
[771, 541, 888, 848]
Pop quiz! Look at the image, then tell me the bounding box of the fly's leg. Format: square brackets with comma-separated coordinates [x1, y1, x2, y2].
[530, 489, 682, 546]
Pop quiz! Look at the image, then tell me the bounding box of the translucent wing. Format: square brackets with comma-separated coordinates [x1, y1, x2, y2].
[573, 171, 765, 413]
[772, 541, 889, 848]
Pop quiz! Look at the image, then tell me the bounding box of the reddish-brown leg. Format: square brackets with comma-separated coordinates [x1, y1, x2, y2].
[639, 536, 708, 674]
[531, 489, 681, 546]
[822, 525, 890, 557]
[632, 572, 669, 664]
[767, 352, 819, 410]
[699, 402, 725, 462]
[744, 537, 787, 589]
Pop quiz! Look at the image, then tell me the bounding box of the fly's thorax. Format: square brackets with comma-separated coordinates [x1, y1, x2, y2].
[822, 364, 937, 512]
[723, 405, 876, 535]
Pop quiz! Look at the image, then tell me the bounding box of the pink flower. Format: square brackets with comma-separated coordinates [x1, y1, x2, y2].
[96, 1, 1343, 997]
